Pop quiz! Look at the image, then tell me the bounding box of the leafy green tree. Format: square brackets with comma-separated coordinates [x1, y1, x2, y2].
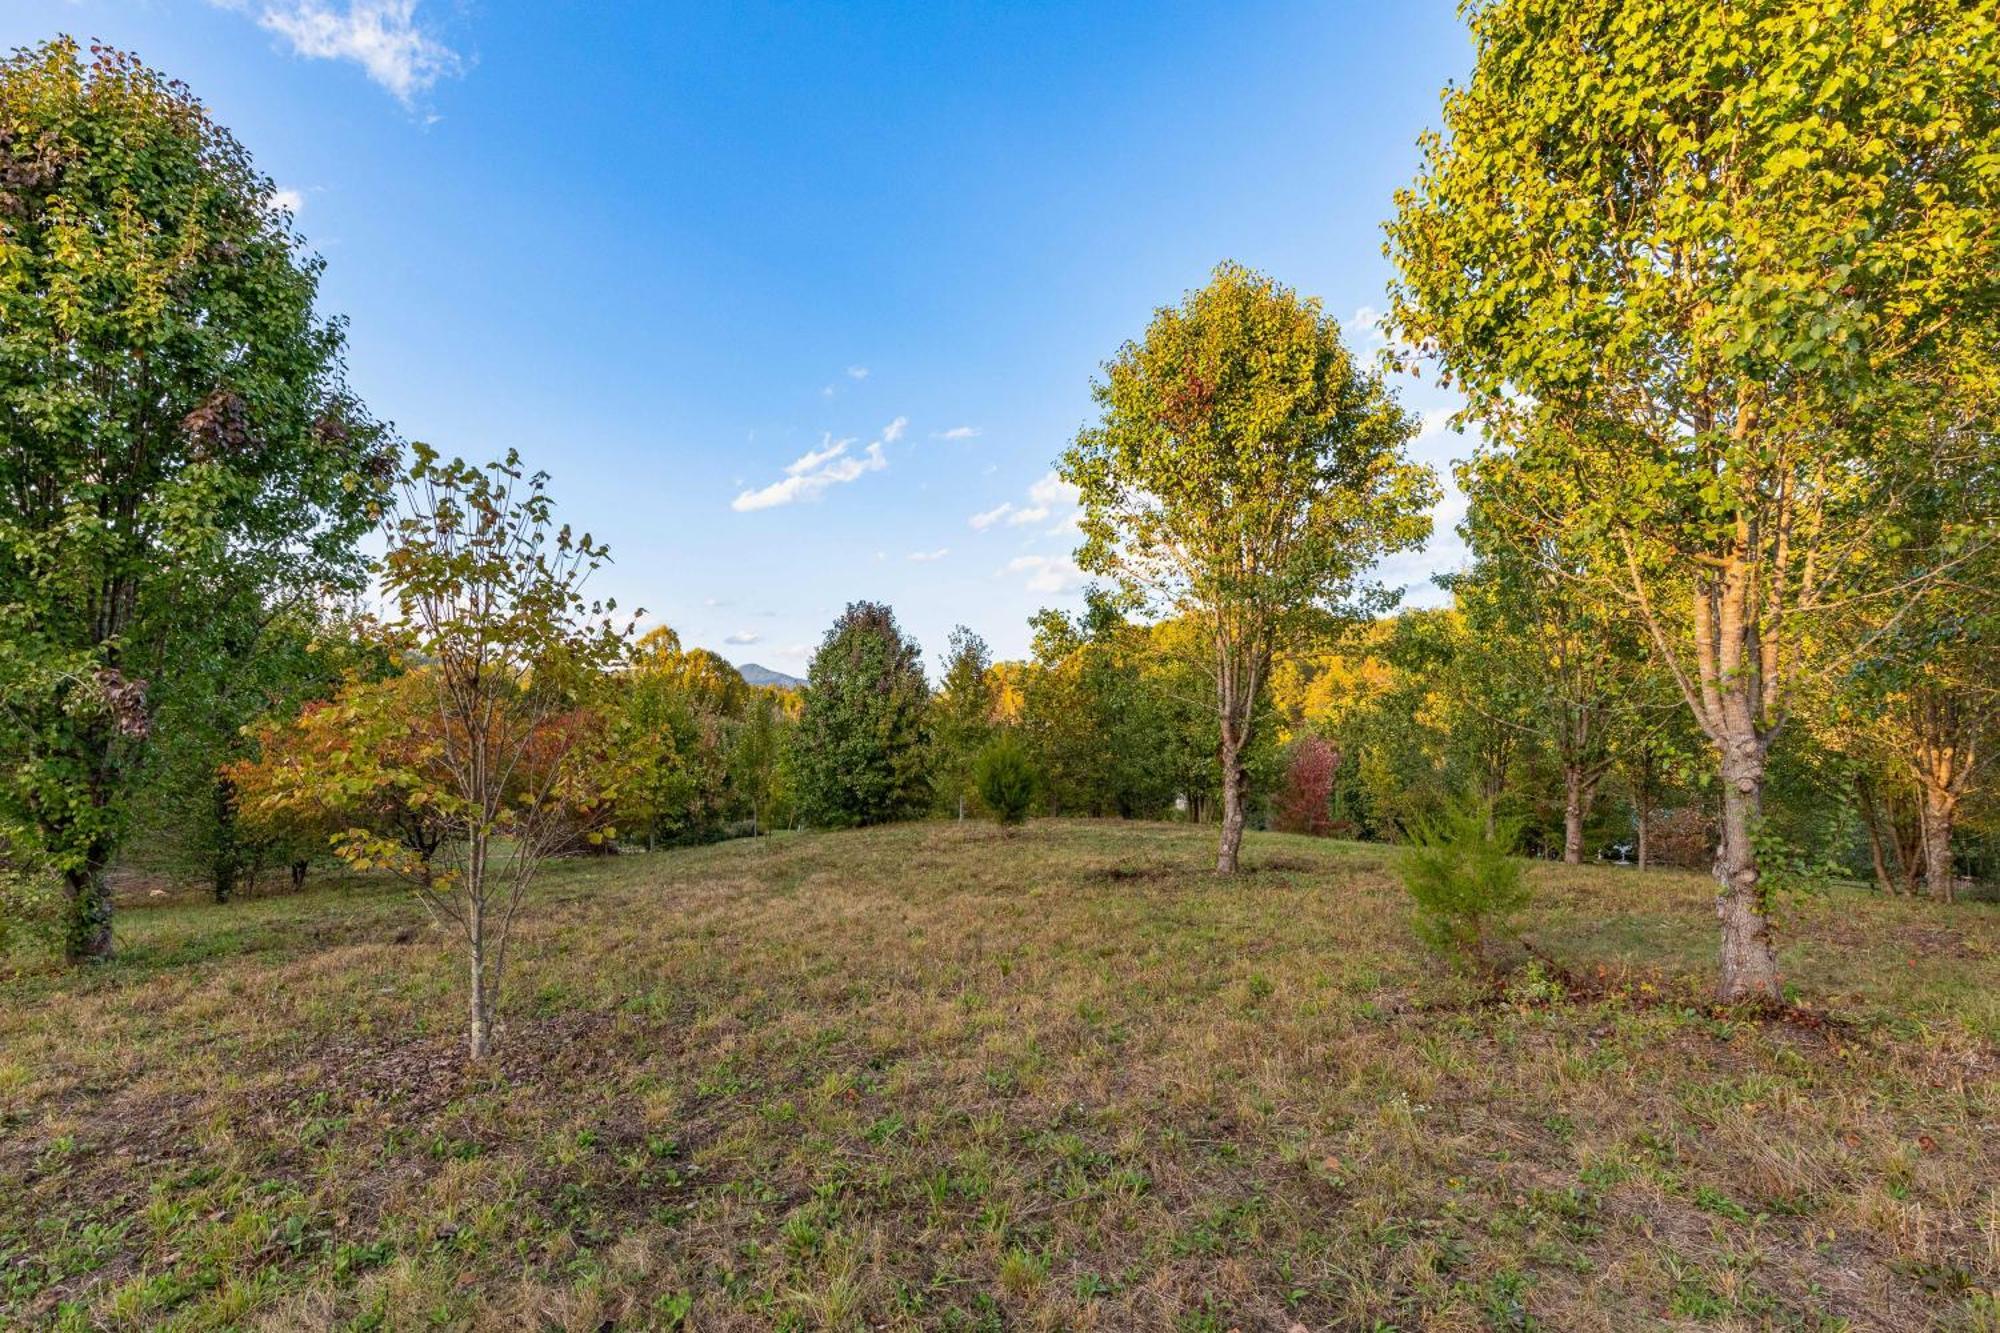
[0, 40, 379, 959]
[930, 626, 997, 819]
[1400, 798, 1530, 969]
[232, 667, 457, 889]
[794, 601, 931, 827]
[1387, 1, 1999, 997]
[973, 732, 1035, 828]
[1450, 459, 1654, 864]
[364, 447, 627, 1060]
[729, 688, 791, 835]
[1062, 262, 1436, 873]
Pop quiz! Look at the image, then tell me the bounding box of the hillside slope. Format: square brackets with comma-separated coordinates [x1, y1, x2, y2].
[2, 822, 1994, 1329]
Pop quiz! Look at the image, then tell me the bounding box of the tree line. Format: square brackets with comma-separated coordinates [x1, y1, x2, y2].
[3, 3, 1995, 1062]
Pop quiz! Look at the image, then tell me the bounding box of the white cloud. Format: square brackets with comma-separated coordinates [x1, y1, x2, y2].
[266, 186, 306, 216]
[235, 1, 463, 106]
[732, 415, 908, 511]
[969, 502, 1013, 530]
[1006, 554, 1086, 594]
[1008, 471, 1080, 529]
[968, 471, 1080, 535]
[785, 436, 853, 476]
[908, 548, 949, 562]
[724, 631, 760, 645]
[732, 435, 886, 511]
[934, 425, 980, 441]
[846, 366, 870, 381]
[1345, 303, 1387, 347]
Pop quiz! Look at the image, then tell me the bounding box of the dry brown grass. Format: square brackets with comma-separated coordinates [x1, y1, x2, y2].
[2, 820, 1996, 1330]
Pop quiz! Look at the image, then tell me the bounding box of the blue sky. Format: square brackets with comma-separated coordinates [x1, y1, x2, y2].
[12, 1, 1474, 675]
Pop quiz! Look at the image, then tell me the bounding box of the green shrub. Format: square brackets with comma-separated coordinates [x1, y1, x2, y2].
[973, 734, 1036, 828]
[1399, 798, 1529, 965]
[0, 862, 65, 958]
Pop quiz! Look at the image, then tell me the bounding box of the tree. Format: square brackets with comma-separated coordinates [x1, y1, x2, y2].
[793, 602, 931, 827]
[973, 732, 1035, 828]
[729, 689, 790, 835]
[1272, 736, 1340, 837]
[0, 40, 379, 959]
[1836, 529, 1999, 901]
[364, 447, 625, 1060]
[1387, 1, 2000, 998]
[1062, 263, 1436, 873]
[930, 627, 997, 819]
[232, 668, 457, 888]
[1450, 461, 1654, 864]
[136, 599, 380, 900]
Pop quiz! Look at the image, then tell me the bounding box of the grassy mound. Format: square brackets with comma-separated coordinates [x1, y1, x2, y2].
[3, 822, 1995, 1329]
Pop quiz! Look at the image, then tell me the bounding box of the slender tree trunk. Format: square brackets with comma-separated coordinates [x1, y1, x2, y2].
[1919, 784, 1958, 904]
[468, 942, 492, 1062]
[1856, 776, 1895, 894]
[1561, 766, 1590, 865]
[1635, 771, 1652, 872]
[62, 858, 115, 962]
[1715, 742, 1779, 1002]
[212, 775, 240, 903]
[1216, 735, 1247, 874]
[466, 842, 493, 1061]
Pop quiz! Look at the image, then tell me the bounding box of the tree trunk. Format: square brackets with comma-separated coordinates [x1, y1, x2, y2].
[212, 775, 240, 903]
[1715, 744, 1779, 1002]
[1635, 773, 1652, 872]
[62, 859, 115, 962]
[1920, 785, 1958, 904]
[1216, 737, 1247, 874]
[1561, 766, 1590, 865]
[290, 860, 308, 890]
[1855, 776, 1895, 894]
[467, 892, 493, 1061]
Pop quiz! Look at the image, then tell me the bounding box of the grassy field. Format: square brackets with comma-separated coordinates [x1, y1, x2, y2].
[2, 821, 1996, 1331]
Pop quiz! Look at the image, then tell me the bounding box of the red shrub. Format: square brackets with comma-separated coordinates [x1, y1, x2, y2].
[1273, 737, 1340, 837]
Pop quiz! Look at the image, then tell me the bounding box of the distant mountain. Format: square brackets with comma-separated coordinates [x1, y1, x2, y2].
[736, 662, 805, 690]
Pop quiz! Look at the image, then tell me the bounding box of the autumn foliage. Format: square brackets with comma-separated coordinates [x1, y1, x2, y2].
[1271, 736, 1340, 837]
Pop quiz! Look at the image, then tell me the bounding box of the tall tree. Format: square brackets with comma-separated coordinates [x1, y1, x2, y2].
[1451, 457, 1653, 864]
[0, 40, 379, 958]
[1387, 1, 2000, 998]
[793, 601, 931, 827]
[929, 626, 996, 819]
[1061, 263, 1436, 873]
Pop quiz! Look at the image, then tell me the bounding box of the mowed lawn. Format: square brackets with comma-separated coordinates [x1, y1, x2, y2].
[2, 822, 1996, 1331]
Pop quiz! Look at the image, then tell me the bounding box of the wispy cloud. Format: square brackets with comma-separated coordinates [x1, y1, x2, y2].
[1344, 303, 1387, 347]
[907, 548, 949, 563]
[222, 1, 463, 106]
[1006, 554, 1085, 594]
[934, 425, 980, 441]
[845, 365, 870, 381]
[724, 631, 760, 645]
[731, 417, 904, 512]
[266, 186, 306, 216]
[970, 471, 1080, 534]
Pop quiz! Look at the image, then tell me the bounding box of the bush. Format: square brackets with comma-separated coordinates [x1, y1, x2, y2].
[0, 861, 64, 958]
[1399, 798, 1530, 966]
[1272, 736, 1339, 836]
[973, 734, 1035, 827]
